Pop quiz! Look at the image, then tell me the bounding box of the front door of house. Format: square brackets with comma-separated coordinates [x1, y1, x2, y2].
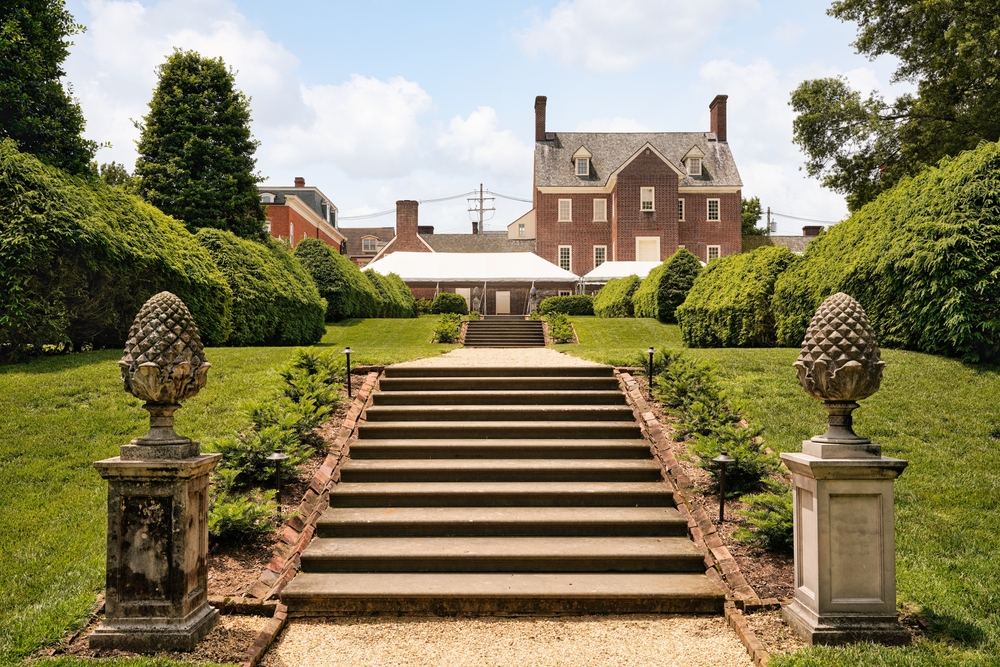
[456, 288, 471, 311]
[495, 291, 510, 314]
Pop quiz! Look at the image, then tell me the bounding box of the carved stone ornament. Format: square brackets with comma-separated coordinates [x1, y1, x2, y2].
[119, 291, 210, 448]
[794, 292, 885, 444]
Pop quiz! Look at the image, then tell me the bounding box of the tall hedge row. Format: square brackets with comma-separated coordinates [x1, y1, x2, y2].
[0, 140, 233, 357]
[294, 239, 379, 320]
[676, 245, 797, 347]
[632, 248, 703, 322]
[196, 229, 326, 346]
[773, 141, 1000, 362]
[593, 275, 642, 318]
[364, 269, 417, 318]
[538, 295, 594, 316]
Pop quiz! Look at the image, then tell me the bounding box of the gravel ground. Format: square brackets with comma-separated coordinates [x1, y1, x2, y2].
[261, 616, 752, 667]
[394, 347, 601, 367]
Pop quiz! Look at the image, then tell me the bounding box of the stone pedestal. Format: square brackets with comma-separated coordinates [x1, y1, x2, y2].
[781, 442, 910, 646]
[91, 452, 221, 652]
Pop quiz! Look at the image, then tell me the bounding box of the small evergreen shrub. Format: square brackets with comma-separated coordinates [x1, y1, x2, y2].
[734, 485, 794, 552]
[686, 423, 780, 495]
[431, 292, 469, 315]
[434, 313, 462, 343]
[593, 275, 641, 318]
[538, 295, 594, 316]
[294, 239, 381, 320]
[676, 245, 797, 347]
[208, 469, 278, 544]
[415, 298, 434, 315]
[466, 311, 481, 321]
[545, 312, 575, 343]
[632, 248, 702, 322]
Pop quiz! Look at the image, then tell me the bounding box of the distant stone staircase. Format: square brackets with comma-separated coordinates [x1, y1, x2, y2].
[464, 316, 545, 347]
[281, 364, 724, 615]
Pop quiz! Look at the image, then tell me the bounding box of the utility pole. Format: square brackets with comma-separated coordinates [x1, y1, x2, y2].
[767, 206, 773, 236]
[467, 183, 495, 234]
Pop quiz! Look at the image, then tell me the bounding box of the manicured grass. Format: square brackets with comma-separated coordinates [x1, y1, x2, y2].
[563, 317, 1000, 666]
[318, 315, 459, 364]
[561, 316, 685, 365]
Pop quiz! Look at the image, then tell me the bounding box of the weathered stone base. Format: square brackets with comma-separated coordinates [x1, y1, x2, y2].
[783, 600, 910, 646]
[89, 605, 219, 652]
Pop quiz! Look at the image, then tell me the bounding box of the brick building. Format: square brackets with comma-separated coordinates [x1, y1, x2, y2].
[529, 95, 743, 275]
[258, 177, 345, 249]
[340, 227, 395, 267]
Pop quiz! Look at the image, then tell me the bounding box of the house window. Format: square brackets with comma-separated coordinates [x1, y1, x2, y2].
[518, 224, 525, 236]
[707, 245, 721, 261]
[289, 222, 294, 245]
[593, 198, 607, 222]
[594, 246, 607, 268]
[362, 237, 377, 252]
[558, 199, 572, 222]
[678, 198, 685, 221]
[576, 158, 589, 176]
[559, 290, 572, 297]
[265, 221, 272, 233]
[260, 192, 274, 203]
[558, 245, 572, 272]
[688, 158, 702, 176]
[640, 187, 654, 212]
[707, 199, 720, 221]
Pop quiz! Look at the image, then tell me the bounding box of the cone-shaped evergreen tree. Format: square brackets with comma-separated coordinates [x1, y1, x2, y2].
[135, 49, 266, 240]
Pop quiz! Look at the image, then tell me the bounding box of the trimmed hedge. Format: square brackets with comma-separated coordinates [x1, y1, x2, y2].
[538, 295, 594, 316]
[676, 245, 797, 347]
[196, 229, 325, 346]
[431, 292, 468, 315]
[632, 248, 703, 322]
[0, 140, 233, 357]
[364, 269, 417, 318]
[293, 239, 380, 320]
[773, 140, 1000, 362]
[593, 275, 641, 318]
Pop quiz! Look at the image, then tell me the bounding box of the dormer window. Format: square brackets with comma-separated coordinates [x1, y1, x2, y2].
[575, 158, 589, 176]
[362, 237, 378, 252]
[687, 158, 702, 176]
[260, 192, 275, 203]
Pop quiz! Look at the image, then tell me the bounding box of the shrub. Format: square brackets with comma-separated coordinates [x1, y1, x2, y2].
[772, 141, 1000, 362]
[593, 275, 641, 318]
[294, 238, 381, 320]
[0, 139, 233, 357]
[676, 245, 797, 347]
[208, 469, 278, 544]
[364, 269, 417, 318]
[651, 351, 739, 439]
[466, 311, 481, 320]
[632, 248, 702, 322]
[546, 312, 575, 343]
[197, 229, 326, 345]
[415, 298, 434, 315]
[434, 313, 462, 343]
[686, 423, 780, 495]
[734, 485, 794, 552]
[431, 292, 469, 315]
[538, 294, 594, 316]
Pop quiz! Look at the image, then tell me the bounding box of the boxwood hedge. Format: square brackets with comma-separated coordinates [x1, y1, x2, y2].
[676, 245, 797, 347]
[632, 248, 702, 322]
[593, 275, 641, 318]
[538, 295, 594, 316]
[364, 269, 417, 318]
[293, 239, 380, 320]
[431, 292, 468, 315]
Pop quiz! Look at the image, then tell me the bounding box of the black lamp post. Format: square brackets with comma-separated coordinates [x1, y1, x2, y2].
[343, 347, 352, 398]
[646, 346, 655, 385]
[266, 451, 290, 517]
[713, 450, 735, 523]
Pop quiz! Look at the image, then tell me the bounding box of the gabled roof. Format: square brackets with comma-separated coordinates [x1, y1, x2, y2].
[366, 252, 579, 283]
[340, 226, 395, 256]
[421, 234, 536, 253]
[535, 132, 741, 189]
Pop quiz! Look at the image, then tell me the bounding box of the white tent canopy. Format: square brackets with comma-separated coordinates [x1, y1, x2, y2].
[582, 261, 661, 282]
[365, 252, 580, 284]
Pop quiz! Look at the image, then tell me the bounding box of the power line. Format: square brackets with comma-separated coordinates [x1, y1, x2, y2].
[339, 188, 531, 220]
[770, 211, 842, 225]
[487, 190, 533, 203]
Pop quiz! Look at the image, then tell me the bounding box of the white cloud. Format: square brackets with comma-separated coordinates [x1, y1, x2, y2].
[437, 107, 533, 179]
[772, 20, 805, 44]
[518, 0, 757, 72]
[576, 117, 651, 132]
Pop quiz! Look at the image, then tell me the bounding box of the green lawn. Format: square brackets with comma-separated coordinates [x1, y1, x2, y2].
[317, 315, 459, 364]
[562, 317, 1000, 667]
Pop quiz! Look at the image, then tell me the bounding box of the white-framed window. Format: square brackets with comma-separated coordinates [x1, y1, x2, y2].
[593, 198, 607, 222]
[558, 199, 572, 222]
[687, 157, 702, 176]
[707, 245, 721, 261]
[289, 222, 295, 243]
[558, 245, 572, 272]
[678, 198, 685, 221]
[576, 157, 589, 176]
[362, 237, 377, 252]
[594, 245, 607, 268]
[636, 237, 660, 262]
[558, 290, 572, 297]
[640, 187, 655, 212]
[260, 192, 274, 203]
[518, 223, 525, 236]
[265, 221, 272, 233]
[707, 198, 720, 221]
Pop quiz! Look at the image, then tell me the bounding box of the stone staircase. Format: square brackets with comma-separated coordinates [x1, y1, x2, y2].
[464, 316, 545, 347]
[281, 365, 724, 615]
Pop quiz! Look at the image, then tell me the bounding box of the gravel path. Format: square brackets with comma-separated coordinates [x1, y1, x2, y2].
[394, 347, 601, 367]
[261, 616, 752, 667]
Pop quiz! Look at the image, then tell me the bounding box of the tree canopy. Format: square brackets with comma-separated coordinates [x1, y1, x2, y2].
[741, 196, 765, 236]
[135, 49, 266, 240]
[791, 0, 1000, 211]
[0, 0, 96, 174]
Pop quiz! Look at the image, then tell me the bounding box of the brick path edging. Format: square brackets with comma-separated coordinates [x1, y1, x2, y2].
[238, 370, 380, 667]
[616, 370, 775, 667]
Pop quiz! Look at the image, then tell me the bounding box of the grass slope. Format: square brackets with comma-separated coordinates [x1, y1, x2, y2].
[317, 315, 459, 364]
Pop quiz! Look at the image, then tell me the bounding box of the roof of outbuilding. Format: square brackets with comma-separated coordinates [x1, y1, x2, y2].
[340, 226, 395, 256]
[420, 234, 536, 253]
[535, 132, 742, 189]
[742, 235, 812, 254]
[366, 252, 578, 283]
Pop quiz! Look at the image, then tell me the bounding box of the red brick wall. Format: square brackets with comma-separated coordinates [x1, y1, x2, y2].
[264, 204, 340, 249]
[677, 191, 742, 262]
[613, 151, 679, 262]
[535, 192, 614, 275]
[382, 200, 430, 255]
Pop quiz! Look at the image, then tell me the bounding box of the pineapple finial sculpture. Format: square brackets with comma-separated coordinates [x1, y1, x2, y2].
[119, 292, 211, 446]
[794, 292, 884, 444]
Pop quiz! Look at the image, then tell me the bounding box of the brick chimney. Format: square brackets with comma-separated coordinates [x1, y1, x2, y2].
[396, 199, 418, 235]
[709, 95, 728, 142]
[803, 225, 823, 237]
[294, 176, 305, 187]
[534, 96, 547, 142]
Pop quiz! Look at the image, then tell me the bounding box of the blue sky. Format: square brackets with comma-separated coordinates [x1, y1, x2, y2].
[63, 0, 911, 234]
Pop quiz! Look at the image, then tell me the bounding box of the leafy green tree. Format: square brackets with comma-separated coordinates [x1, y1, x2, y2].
[94, 161, 139, 193]
[791, 0, 1000, 212]
[135, 49, 266, 239]
[0, 0, 96, 174]
[741, 196, 765, 236]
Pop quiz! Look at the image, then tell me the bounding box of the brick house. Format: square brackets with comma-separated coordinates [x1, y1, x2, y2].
[529, 95, 743, 276]
[258, 177, 345, 249]
[340, 227, 395, 267]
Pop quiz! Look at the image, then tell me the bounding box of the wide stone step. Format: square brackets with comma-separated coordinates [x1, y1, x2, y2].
[364, 405, 636, 423]
[464, 342, 546, 348]
[347, 438, 652, 459]
[379, 377, 621, 391]
[327, 481, 674, 507]
[383, 366, 612, 378]
[315, 506, 689, 538]
[339, 459, 662, 483]
[299, 536, 705, 573]
[357, 420, 642, 439]
[371, 390, 626, 406]
[281, 572, 725, 615]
